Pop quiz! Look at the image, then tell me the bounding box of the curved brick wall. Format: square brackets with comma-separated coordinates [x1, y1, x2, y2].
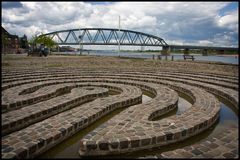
[1, 66, 238, 158]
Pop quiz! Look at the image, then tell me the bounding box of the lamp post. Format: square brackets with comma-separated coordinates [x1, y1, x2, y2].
[79, 35, 83, 55]
[57, 36, 59, 53]
[118, 16, 120, 57]
[118, 16, 127, 56]
[34, 31, 40, 52]
[79, 28, 82, 55]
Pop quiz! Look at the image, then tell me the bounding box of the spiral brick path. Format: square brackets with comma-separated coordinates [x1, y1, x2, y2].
[1, 55, 238, 158]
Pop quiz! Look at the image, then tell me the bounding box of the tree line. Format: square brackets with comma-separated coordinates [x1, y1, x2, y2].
[28, 35, 56, 51]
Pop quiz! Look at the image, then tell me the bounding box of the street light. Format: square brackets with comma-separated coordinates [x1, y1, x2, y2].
[79, 28, 82, 55]
[118, 16, 127, 57]
[118, 15, 120, 57]
[57, 36, 59, 53]
[79, 35, 83, 55]
[34, 31, 40, 51]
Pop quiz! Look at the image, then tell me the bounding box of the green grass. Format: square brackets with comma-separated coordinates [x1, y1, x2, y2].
[117, 56, 146, 61]
[2, 55, 30, 61]
[2, 62, 10, 66]
[44, 63, 64, 68]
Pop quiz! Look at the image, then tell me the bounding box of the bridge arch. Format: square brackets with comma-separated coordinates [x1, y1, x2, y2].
[40, 28, 168, 47]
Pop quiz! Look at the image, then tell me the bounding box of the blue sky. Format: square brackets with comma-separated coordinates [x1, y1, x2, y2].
[1, 1, 238, 48]
[219, 2, 238, 16]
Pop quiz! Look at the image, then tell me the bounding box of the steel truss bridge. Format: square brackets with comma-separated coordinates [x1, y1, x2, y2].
[169, 45, 238, 51]
[40, 28, 168, 47]
[40, 28, 238, 54]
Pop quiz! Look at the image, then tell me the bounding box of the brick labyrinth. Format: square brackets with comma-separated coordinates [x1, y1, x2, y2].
[1, 68, 238, 158]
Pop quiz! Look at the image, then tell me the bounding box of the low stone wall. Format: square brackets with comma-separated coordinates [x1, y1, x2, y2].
[2, 83, 142, 158]
[2, 85, 111, 135]
[79, 82, 220, 156]
[160, 124, 238, 158]
[1, 66, 238, 158]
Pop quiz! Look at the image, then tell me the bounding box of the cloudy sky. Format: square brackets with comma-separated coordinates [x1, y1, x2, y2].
[1, 1, 239, 49]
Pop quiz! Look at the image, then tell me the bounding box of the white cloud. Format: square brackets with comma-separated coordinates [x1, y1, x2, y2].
[211, 32, 238, 47]
[167, 40, 185, 45]
[216, 10, 238, 32]
[1, 2, 238, 47]
[198, 40, 214, 46]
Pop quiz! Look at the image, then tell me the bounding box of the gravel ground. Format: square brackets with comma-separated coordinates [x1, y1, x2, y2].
[2, 54, 238, 77]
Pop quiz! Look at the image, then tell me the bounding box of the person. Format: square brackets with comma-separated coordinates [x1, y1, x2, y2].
[27, 45, 32, 56]
[44, 47, 48, 57]
[40, 44, 44, 57]
[17, 49, 21, 54]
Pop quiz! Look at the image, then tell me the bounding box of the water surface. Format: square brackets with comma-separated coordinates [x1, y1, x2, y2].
[39, 91, 238, 158]
[63, 51, 238, 64]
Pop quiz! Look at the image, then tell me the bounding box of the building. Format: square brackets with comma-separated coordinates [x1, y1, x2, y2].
[1, 26, 27, 54]
[19, 34, 28, 49]
[60, 46, 77, 52]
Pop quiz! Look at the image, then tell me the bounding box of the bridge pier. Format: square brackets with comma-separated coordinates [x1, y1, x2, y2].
[161, 46, 170, 55]
[184, 48, 189, 55]
[202, 49, 208, 56]
[217, 49, 225, 55]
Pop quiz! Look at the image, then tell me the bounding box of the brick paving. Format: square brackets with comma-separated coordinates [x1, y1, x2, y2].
[160, 124, 238, 158]
[1, 55, 238, 158]
[79, 82, 220, 156]
[2, 84, 110, 135]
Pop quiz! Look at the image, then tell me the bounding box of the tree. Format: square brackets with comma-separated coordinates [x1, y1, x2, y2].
[28, 35, 56, 54]
[28, 35, 36, 45]
[20, 34, 28, 49]
[2, 34, 9, 55]
[36, 35, 56, 53]
[28, 35, 38, 52]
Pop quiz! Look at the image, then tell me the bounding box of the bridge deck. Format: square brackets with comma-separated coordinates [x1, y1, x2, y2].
[169, 45, 238, 51]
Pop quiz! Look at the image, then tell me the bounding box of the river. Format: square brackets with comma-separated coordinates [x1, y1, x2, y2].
[55, 50, 239, 65]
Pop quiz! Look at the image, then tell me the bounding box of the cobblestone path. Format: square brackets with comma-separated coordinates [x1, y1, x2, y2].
[1, 56, 238, 159]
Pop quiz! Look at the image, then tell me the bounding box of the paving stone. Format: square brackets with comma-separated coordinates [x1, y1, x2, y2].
[191, 149, 203, 156]
[207, 142, 219, 149]
[119, 138, 129, 149]
[141, 137, 151, 146]
[3, 152, 17, 159]
[1, 66, 238, 158]
[26, 142, 37, 154]
[2, 147, 14, 153]
[14, 148, 28, 159]
[109, 140, 119, 149]
[37, 138, 45, 149]
[98, 141, 109, 150]
[223, 152, 236, 158]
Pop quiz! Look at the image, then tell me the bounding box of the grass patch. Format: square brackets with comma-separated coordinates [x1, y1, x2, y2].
[2, 55, 30, 61]
[2, 62, 10, 66]
[116, 56, 146, 62]
[44, 63, 64, 68]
